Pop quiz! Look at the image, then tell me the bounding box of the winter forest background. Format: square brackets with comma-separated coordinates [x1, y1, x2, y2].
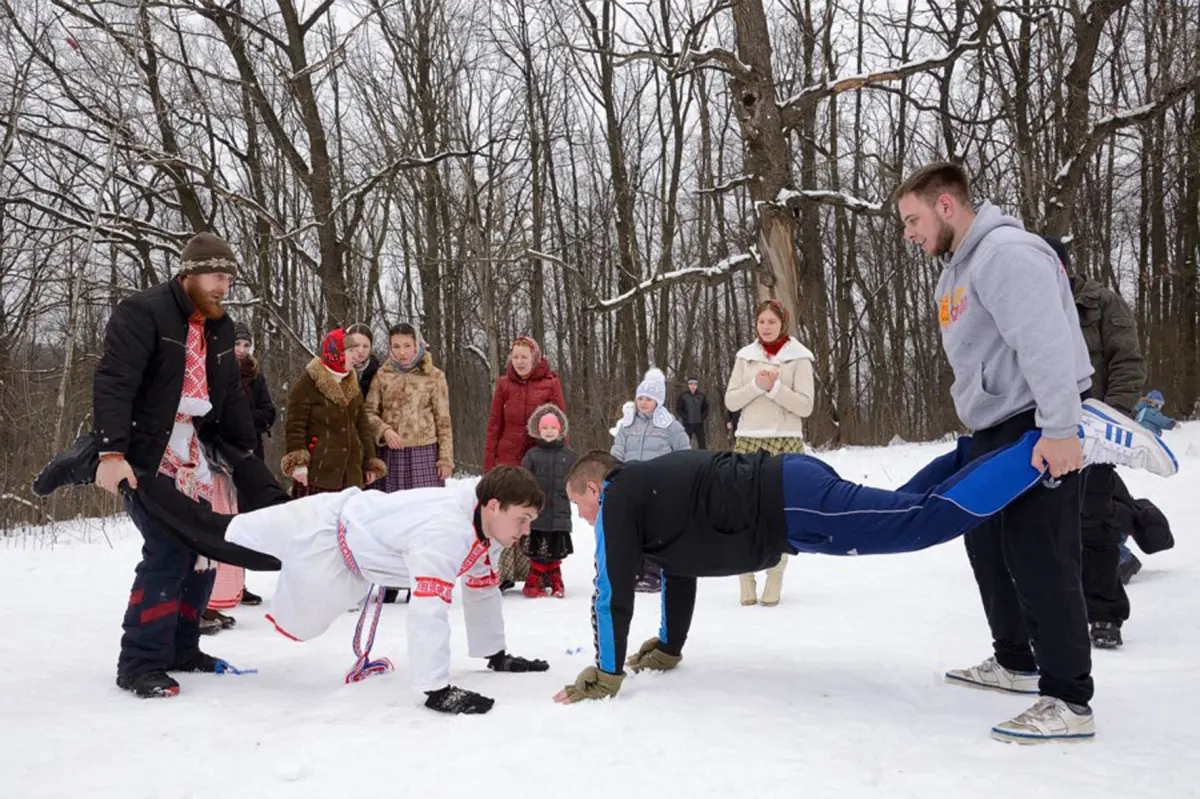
[1, 0, 1197, 527]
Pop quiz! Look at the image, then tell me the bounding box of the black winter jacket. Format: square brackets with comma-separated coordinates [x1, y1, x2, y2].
[592, 449, 786, 674]
[93, 279, 256, 471]
[521, 440, 578, 533]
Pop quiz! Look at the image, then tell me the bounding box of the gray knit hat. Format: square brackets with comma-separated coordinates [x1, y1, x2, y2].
[179, 232, 238, 277]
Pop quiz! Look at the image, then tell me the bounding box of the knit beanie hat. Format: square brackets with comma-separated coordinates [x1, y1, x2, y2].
[538, 412, 563, 432]
[233, 321, 253, 344]
[635, 367, 667, 406]
[179, 232, 238, 277]
[321, 328, 348, 375]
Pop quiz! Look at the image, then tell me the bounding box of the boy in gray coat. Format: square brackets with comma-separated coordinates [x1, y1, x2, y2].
[611, 367, 690, 591]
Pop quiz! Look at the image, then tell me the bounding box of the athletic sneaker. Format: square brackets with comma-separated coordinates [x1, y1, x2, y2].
[1081, 399, 1178, 477]
[945, 656, 1039, 694]
[991, 697, 1095, 743]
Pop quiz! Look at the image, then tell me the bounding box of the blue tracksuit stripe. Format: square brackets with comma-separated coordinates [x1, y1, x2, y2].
[594, 498, 617, 673]
[658, 577, 668, 645]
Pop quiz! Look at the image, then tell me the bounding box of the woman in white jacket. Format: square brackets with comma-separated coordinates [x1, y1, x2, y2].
[724, 299, 815, 606]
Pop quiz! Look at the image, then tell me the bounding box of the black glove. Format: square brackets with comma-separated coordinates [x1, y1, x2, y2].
[424, 685, 495, 715]
[487, 650, 550, 673]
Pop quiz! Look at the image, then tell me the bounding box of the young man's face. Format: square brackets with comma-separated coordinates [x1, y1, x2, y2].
[482, 499, 538, 548]
[688, 382, 698, 393]
[897, 192, 956, 257]
[566, 480, 601, 526]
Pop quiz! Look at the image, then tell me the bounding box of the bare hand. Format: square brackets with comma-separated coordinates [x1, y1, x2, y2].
[754, 369, 779, 391]
[437, 464, 452, 481]
[365, 470, 380, 484]
[293, 470, 309, 486]
[96, 457, 137, 496]
[1031, 435, 1083, 478]
[553, 688, 574, 704]
[383, 429, 403, 449]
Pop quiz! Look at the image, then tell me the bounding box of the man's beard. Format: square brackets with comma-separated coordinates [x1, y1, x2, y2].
[183, 279, 226, 320]
[931, 220, 955, 257]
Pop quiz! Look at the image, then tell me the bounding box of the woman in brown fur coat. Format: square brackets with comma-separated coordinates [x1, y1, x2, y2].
[281, 328, 385, 498]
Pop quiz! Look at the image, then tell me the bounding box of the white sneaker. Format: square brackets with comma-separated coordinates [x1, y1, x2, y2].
[991, 697, 1095, 744]
[945, 656, 1039, 694]
[1081, 398, 1178, 477]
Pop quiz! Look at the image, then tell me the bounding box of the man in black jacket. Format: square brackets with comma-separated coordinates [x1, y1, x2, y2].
[553, 400, 1175, 736]
[94, 232, 259, 699]
[674, 378, 710, 449]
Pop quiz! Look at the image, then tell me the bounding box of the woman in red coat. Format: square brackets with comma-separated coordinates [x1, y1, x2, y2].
[484, 336, 567, 587]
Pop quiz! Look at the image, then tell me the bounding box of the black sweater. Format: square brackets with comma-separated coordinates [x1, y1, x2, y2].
[592, 449, 787, 673]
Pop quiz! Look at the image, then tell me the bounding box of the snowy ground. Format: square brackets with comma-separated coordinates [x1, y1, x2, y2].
[3, 425, 1199, 798]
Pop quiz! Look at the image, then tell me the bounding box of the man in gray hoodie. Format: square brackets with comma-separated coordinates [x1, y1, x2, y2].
[896, 162, 1095, 744]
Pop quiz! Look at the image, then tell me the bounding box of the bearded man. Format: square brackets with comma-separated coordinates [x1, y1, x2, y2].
[93, 232, 259, 698]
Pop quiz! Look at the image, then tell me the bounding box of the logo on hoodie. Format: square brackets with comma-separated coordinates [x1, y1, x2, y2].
[938, 286, 969, 329]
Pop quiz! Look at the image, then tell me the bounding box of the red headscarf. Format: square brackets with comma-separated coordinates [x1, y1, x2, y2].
[756, 299, 791, 357]
[321, 328, 348, 375]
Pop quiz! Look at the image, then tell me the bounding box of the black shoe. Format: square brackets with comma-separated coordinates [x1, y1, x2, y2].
[116, 669, 180, 698]
[1118, 554, 1143, 586]
[240, 588, 263, 606]
[170, 652, 225, 673]
[32, 433, 100, 496]
[1090, 621, 1123, 649]
[498, 580, 515, 593]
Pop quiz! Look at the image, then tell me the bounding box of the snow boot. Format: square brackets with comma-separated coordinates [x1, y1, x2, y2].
[202, 608, 236, 630]
[945, 656, 1040, 694]
[546, 561, 565, 598]
[991, 697, 1095, 744]
[739, 573, 758, 606]
[1118, 553, 1143, 585]
[760, 555, 787, 606]
[170, 651, 225, 673]
[633, 570, 662, 593]
[32, 432, 99, 496]
[522, 563, 545, 598]
[1090, 621, 1123, 649]
[239, 588, 263, 606]
[116, 669, 180, 699]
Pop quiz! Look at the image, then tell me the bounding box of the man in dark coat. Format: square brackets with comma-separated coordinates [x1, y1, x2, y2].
[1046, 236, 1146, 649]
[94, 232, 259, 698]
[674, 377, 710, 449]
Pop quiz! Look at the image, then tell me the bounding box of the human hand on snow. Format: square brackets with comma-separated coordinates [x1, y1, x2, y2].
[625, 637, 682, 673]
[424, 685, 495, 714]
[384, 429, 403, 449]
[553, 666, 624, 704]
[487, 650, 549, 673]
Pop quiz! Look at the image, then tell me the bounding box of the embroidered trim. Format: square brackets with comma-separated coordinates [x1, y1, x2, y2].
[457, 540, 490, 576]
[413, 576, 454, 604]
[337, 520, 360, 576]
[465, 572, 500, 589]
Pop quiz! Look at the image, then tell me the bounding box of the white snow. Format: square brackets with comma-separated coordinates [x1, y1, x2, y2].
[4, 424, 1200, 796]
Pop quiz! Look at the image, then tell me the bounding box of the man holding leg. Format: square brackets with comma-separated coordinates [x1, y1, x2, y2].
[896, 163, 1097, 742]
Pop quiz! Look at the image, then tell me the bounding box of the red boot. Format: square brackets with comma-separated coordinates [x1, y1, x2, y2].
[546, 561, 565, 598]
[522, 562, 545, 598]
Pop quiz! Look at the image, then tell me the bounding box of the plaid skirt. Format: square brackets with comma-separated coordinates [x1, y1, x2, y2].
[732, 435, 806, 456]
[380, 443, 443, 491]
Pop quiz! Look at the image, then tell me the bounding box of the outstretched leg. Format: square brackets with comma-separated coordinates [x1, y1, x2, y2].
[783, 430, 1046, 555]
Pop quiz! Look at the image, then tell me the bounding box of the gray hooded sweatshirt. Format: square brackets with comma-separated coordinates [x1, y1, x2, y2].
[936, 201, 1092, 439]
